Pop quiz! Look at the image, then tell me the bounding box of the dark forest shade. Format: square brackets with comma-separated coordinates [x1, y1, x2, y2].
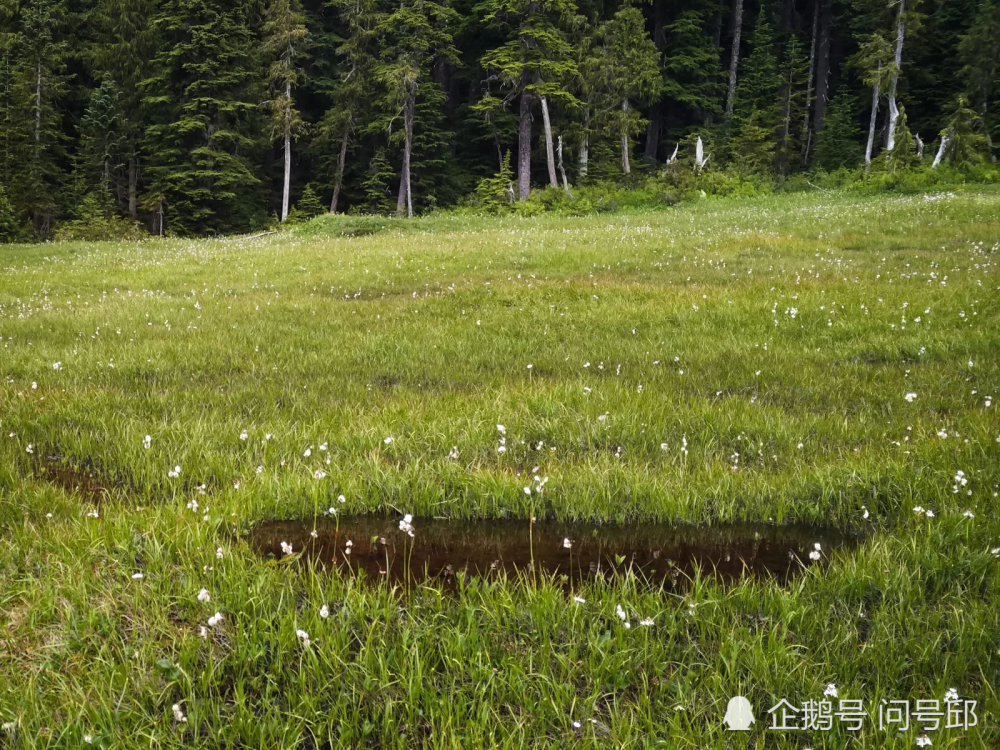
[0, 0, 996, 238]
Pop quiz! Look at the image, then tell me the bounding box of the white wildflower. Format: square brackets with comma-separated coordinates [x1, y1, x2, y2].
[197, 588, 211, 603]
[172, 703, 187, 723]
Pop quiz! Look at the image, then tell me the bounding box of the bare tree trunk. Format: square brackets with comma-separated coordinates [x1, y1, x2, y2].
[725, 0, 744, 117]
[557, 135, 571, 196]
[620, 99, 631, 175]
[801, 0, 819, 164]
[330, 119, 350, 213]
[517, 87, 532, 200]
[932, 131, 952, 168]
[128, 157, 138, 218]
[281, 83, 292, 222]
[578, 107, 590, 178]
[540, 96, 558, 188]
[865, 73, 881, 165]
[397, 93, 414, 218]
[885, 0, 905, 151]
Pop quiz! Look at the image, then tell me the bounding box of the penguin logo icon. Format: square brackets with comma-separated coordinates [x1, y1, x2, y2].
[723, 696, 755, 731]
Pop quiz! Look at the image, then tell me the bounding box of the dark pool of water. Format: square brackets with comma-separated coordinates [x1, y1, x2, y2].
[34, 454, 109, 504]
[247, 516, 856, 589]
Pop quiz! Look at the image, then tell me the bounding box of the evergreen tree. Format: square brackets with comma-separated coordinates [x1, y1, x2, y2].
[662, 2, 725, 127]
[141, 1, 264, 235]
[9, 0, 73, 235]
[477, 0, 583, 200]
[958, 0, 999, 158]
[375, 0, 459, 217]
[730, 7, 781, 173]
[0, 183, 19, 241]
[320, 0, 381, 213]
[264, 0, 309, 222]
[813, 91, 860, 170]
[77, 77, 127, 212]
[88, 0, 155, 219]
[777, 34, 810, 176]
[592, 6, 662, 176]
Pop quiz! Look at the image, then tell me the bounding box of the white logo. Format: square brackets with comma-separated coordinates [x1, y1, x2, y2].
[724, 696, 756, 731]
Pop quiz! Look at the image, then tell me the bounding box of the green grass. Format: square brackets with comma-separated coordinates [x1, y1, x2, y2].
[1, 187, 999, 747]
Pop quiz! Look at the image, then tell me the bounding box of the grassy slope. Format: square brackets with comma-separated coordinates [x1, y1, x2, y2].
[1, 188, 998, 747]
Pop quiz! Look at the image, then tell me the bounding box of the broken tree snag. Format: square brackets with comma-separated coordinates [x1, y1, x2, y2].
[540, 96, 558, 188]
[885, 0, 906, 151]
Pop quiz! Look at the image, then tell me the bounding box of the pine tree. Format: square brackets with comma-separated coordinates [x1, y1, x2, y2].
[320, 0, 381, 213]
[89, 0, 155, 219]
[264, 0, 309, 222]
[936, 94, 991, 168]
[77, 77, 127, 213]
[9, 0, 72, 235]
[376, 0, 459, 217]
[141, 1, 264, 235]
[362, 146, 397, 213]
[662, 2, 725, 126]
[851, 32, 894, 165]
[592, 7, 662, 176]
[477, 0, 583, 200]
[730, 7, 781, 173]
[958, 0, 999, 158]
[812, 91, 860, 170]
[0, 183, 19, 241]
[777, 34, 810, 176]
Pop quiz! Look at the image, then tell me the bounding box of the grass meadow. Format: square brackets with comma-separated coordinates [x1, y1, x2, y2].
[1, 188, 999, 747]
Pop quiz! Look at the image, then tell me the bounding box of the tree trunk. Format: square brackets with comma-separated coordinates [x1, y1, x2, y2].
[557, 135, 571, 196]
[281, 83, 292, 222]
[712, 0, 725, 48]
[801, 0, 819, 164]
[932, 131, 952, 168]
[865, 74, 881, 165]
[644, 102, 662, 160]
[540, 96, 558, 188]
[397, 92, 414, 218]
[885, 0, 906, 151]
[620, 99, 631, 175]
[725, 0, 744, 117]
[578, 107, 590, 179]
[330, 119, 350, 213]
[34, 61, 42, 144]
[813, 0, 832, 133]
[517, 88, 532, 200]
[128, 156, 138, 218]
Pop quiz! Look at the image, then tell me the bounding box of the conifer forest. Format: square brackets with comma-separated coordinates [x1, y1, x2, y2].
[0, 0, 997, 238]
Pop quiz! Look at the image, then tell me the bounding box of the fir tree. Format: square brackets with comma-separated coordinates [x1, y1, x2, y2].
[477, 0, 583, 200]
[662, 2, 725, 126]
[958, 0, 999, 158]
[592, 6, 662, 176]
[89, 0, 155, 219]
[813, 92, 860, 170]
[375, 0, 459, 217]
[730, 7, 781, 173]
[0, 183, 19, 242]
[264, 0, 309, 222]
[141, 0, 263, 235]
